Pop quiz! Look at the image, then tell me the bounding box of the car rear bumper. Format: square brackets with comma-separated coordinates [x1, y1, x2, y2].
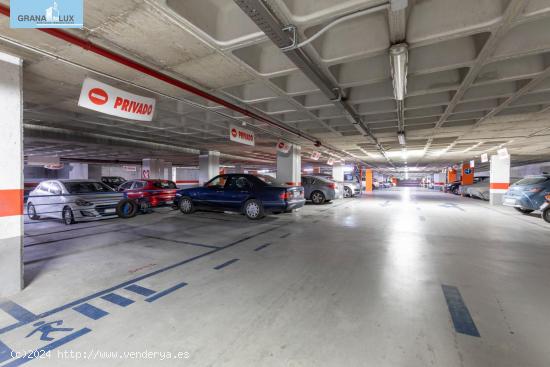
[285, 199, 306, 211]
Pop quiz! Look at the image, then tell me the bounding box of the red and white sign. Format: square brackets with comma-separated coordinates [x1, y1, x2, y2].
[276, 140, 291, 153]
[78, 78, 156, 121]
[481, 153, 489, 163]
[327, 158, 335, 166]
[470, 160, 475, 168]
[123, 165, 137, 172]
[310, 151, 321, 161]
[229, 124, 255, 146]
[44, 163, 64, 170]
[498, 148, 509, 159]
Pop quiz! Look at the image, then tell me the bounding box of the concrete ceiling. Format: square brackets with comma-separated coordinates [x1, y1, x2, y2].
[1, 0, 550, 171]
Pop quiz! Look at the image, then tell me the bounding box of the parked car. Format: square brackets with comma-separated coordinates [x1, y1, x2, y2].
[101, 176, 126, 190]
[503, 174, 550, 214]
[27, 180, 126, 225]
[117, 179, 178, 211]
[540, 194, 550, 223]
[302, 175, 340, 204]
[174, 174, 305, 220]
[343, 173, 361, 198]
[446, 180, 461, 195]
[462, 178, 490, 200]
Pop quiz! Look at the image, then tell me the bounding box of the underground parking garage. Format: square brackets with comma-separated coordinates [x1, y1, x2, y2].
[1, 0, 550, 366]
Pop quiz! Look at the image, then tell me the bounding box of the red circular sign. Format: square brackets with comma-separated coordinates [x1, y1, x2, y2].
[278, 142, 285, 148]
[231, 128, 237, 137]
[88, 88, 109, 105]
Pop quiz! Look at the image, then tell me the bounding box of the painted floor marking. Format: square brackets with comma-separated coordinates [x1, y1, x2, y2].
[124, 285, 156, 297]
[213, 259, 239, 270]
[442, 285, 480, 337]
[73, 304, 108, 320]
[100, 294, 134, 307]
[144, 282, 187, 303]
[0, 302, 36, 323]
[254, 243, 272, 251]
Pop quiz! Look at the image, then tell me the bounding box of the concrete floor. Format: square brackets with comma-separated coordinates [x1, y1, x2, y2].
[1, 188, 550, 366]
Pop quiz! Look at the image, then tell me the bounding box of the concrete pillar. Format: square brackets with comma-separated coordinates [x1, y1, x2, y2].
[199, 151, 220, 185]
[364, 169, 373, 192]
[332, 163, 344, 182]
[313, 167, 321, 174]
[490, 154, 511, 205]
[433, 173, 444, 191]
[142, 158, 164, 179]
[163, 162, 172, 180]
[69, 163, 88, 179]
[461, 163, 474, 185]
[0, 52, 23, 296]
[277, 145, 301, 185]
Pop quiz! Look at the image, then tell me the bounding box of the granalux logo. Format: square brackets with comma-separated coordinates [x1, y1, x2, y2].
[10, 0, 83, 29]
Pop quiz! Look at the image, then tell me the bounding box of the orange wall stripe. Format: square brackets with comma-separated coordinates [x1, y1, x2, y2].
[0, 189, 23, 217]
[490, 183, 509, 190]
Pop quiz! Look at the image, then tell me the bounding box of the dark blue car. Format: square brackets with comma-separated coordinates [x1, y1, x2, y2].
[503, 174, 550, 213]
[174, 174, 305, 220]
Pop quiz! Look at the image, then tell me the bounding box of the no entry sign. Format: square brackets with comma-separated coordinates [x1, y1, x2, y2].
[78, 78, 156, 121]
[229, 124, 255, 146]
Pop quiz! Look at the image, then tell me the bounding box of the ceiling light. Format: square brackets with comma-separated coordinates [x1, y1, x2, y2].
[397, 131, 406, 145]
[390, 43, 408, 101]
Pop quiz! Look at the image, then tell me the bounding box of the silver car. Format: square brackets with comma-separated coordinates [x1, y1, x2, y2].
[343, 176, 361, 198]
[27, 180, 125, 225]
[301, 175, 340, 204]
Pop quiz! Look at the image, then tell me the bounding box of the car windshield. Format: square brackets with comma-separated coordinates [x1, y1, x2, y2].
[514, 176, 549, 186]
[64, 181, 114, 194]
[153, 181, 177, 189]
[255, 175, 287, 186]
[105, 177, 125, 185]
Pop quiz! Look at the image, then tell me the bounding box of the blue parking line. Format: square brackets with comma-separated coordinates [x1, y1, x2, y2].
[145, 282, 187, 303]
[0, 226, 280, 335]
[100, 293, 134, 307]
[73, 303, 109, 320]
[254, 243, 272, 251]
[214, 259, 239, 270]
[124, 284, 156, 297]
[0, 301, 36, 323]
[442, 285, 480, 337]
[3, 328, 91, 367]
[0, 340, 14, 363]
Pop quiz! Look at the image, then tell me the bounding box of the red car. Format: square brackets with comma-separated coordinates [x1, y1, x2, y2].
[117, 179, 178, 211]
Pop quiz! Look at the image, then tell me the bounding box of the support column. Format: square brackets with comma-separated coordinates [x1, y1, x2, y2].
[461, 162, 474, 185]
[490, 154, 511, 205]
[313, 167, 321, 174]
[332, 163, 344, 182]
[199, 151, 220, 185]
[163, 162, 172, 180]
[142, 158, 164, 179]
[276, 145, 301, 185]
[69, 163, 89, 179]
[0, 52, 23, 296]
[364, 169, 373, 192]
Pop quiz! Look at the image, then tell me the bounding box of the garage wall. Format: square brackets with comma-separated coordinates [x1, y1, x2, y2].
[101, 165, 142, 180]
[24, 166, 69, 180]
[174, 167, 199, 187]
[476, 162, 550, 179]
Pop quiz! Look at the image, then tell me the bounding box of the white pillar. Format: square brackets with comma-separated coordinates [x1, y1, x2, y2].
[142, 158, 164, 179]
[490, 154, 511, 205]
[69, 163, 89, 179]
[277, 145, 301, 185]
[332, 163, 345, 182]
[163, 162, 172, 180]
[199, 151, 220, 185]
[0, 52, 23, 296]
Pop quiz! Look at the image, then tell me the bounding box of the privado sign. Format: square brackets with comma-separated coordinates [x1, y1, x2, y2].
[229, 124, 255, 146]
[78, 78, 156, 121]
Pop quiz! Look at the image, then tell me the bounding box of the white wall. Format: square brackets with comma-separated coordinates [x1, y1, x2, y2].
[101, 165, 142, 180]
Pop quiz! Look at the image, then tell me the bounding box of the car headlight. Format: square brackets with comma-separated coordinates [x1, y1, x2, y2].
[75, 199, 93, 206]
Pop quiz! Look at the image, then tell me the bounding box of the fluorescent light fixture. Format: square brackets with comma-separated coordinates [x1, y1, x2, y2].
[389, 43, 408, 101]
[303, 168, 314, 172]
[343, 166, 354, 173]
[397, 132, 406, 145]
[401, 149, 408, 160]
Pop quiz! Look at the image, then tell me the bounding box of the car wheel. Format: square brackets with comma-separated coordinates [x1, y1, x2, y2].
[116, 199, 138, 218]
[543, 208, 550, 223]
[514, 207, 534, 214]
[244, 199, 264, 220]
[179, 197, 195, 214]
[27, 203, 40, 220]
[311, 191, 326, 205]
[344, 186, 352, 198]
[62, 206, 75, 225]
[138, 199, 152, 214]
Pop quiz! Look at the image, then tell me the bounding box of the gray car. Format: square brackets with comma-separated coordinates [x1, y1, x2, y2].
[343, 173, 361, 198]
[27, 179, 125, 225]
[301, 175, 340, 204]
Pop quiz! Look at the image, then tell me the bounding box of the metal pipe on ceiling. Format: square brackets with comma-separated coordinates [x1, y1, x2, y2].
[0, 4, 330, 149]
